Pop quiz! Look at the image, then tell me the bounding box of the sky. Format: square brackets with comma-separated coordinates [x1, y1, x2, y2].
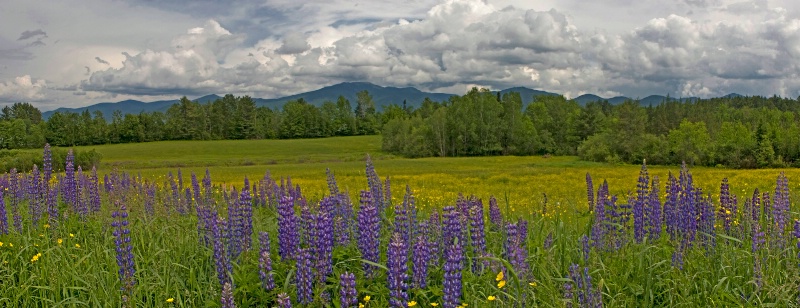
[2, 0, 800, 110]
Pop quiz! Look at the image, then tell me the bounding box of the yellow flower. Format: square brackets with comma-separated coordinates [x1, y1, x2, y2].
[460, 304, 468, 307]
[69, 233, 75, 238]
[39, 234, 44, 237]
[44, 224, 49, 229]
[8, 243, 12, 247]
[359, 305, 364, 308]
[0, 242, 3, 247]
[364, 295, 371, 302]
[57, 239, 63, 245]
[495, 271, 504, 281]
[166, 298, 174, 303]
[75, 244, 81, 248]
[529, 282, 537, 287]
[497, 280, 506, 288]
[31, 252, 42, 262]
[487, 296, 496, 301]
[430, 303, 439, 307]
[408, 301, 418, 307]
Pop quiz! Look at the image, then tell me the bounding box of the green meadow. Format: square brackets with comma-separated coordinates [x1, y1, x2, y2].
[1, 136, 799, 307]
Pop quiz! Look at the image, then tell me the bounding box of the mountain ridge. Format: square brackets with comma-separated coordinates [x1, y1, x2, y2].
[41, 82, 745, 120]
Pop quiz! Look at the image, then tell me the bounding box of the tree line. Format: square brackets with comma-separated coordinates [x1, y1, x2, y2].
[2, 91, 384, 148]
[382, 88, 800, 168]
[5, 88, 800, 168]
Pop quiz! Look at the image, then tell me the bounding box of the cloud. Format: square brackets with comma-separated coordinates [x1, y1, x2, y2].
[275, 32, 311, 54]
[0, 75, 47, 102]
[18, 29, 47, 41]
[69, 0, 800, 101]
[95, 57, 110, 65]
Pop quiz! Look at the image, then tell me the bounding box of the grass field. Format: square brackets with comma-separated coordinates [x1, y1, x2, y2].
[77, 135, 800, 218]
[1, 136, 798, 307]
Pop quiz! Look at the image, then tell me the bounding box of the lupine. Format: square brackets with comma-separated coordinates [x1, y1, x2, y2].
[646, 176, 662, 241]
[365, 155, 384, 211]
[277, 293, 292, 308]
[590, 180, 608, 249]
[339, 272, 357, 308]
[357, 190, 380, 276]
[314, 211, 334, 282]
[9, 169, 22, 233]
[394, 189, 410, 247]
[773, 173, 790, 247]
[221, 282, 236, 308]
[443, 238, 463, 308]
[258, 232, 275, 291]
[76, 166, 89, 219]
[42, 144, 52, 188]
[442, 206, 463, 252]
[63, 150, 77, 210]
[633, 163, 648, 243]
[488, 195, 502, 229]
[412, 233, 430, 289]
[211, 213, 232, 287]
[586, 173, 594, 212]
[326, 168, 339, 195]
[469, 198, 487, 269]
[544, 232, 554, 250]
[240, 178, 254, 251]
[564, 281, 574, 308]
[46, 186, 58, 230]
[296, 248, 313, 304]
[428, 211, 442, 265]
[387, 233, 409, 308]
[568, 263, 602, 307]
[277, 195, 299, 261]
[89, 166, 101, 213]
[718, 178, 734, 233]
[111, 199, 136, 306]
[581, 234, 590, 264]
[0, 190, 8, 235]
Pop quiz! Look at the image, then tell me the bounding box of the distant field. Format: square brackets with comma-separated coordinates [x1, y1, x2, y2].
[71, 136, 800, 217]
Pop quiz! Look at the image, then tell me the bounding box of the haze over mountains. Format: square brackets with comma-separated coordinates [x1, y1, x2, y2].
[42, 82, 739, 120]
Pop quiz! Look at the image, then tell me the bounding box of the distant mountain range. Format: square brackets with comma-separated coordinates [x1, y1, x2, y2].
[41, 82, 741, 120]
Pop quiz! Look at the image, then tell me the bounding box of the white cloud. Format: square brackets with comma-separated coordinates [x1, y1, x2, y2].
[4, 0, 800, 107]
[0, 75, 47, 102]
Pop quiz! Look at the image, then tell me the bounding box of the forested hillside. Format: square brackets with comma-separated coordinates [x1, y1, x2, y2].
[4, 87, 800, 168]
[382, 88, 800, 168]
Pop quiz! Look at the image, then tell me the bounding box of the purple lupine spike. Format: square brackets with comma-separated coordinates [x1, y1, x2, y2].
[544, 232, 554, 250]
[442, 237, 463, 308]
[211, 211, 232, 287]
[581, 234, 590, 264]
[564, 281, 574, 308]
[258, 232, 275, 291]
[406, 186, 417, 237]
[89, 166, 101, 213]
[29, 165, 42, 226]
[300, 204, 314, 246]
[647, 176, 662, 240]
[394, 189, 410, 247]
[296, 248, 314, 304]
[203, 169, 213, 205]
[365, 155, 384, 212]
[277, 195, 299, 261]
[442, 206, 463, 251]
[412, 233, 430, 289]
[326, 168, 339, 196]
[276, 293, 292, 308]
[240, 178, 253, 251]
[190, 172, 201, 205]
[387, 233, 409, 308]
[63, 150, 76, 210]
[772, 173, 790, 246]
[469, 197, 486, 273]
[339, 272, 357, 308]
[0, 189, 8, 234]
[221, 281, 236, 308]
[591, 180, 608, 249]
[9, 168, 22, 233]
[111, 199, 136, 305]
[42, 144, 52, 188]
[488, 196, 502, 229]
[143, 183, 155, 216]
[357, 190, 380, 277]
[314, 211, 334, 282]
[586, 173, 594, 212]
[226, 187, 242, 261]
[633, 163, 649, 243]
[428, 211, 442, 266]
[698, 194, 716, 250]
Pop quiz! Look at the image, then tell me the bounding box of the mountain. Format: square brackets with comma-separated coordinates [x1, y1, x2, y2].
[254, 82, 455, 109]
[41, 82, 741, 120]
[43, 94, 225, 121]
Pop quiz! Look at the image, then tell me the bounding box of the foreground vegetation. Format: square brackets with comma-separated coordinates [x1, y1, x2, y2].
[0, 138, 800, 307]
